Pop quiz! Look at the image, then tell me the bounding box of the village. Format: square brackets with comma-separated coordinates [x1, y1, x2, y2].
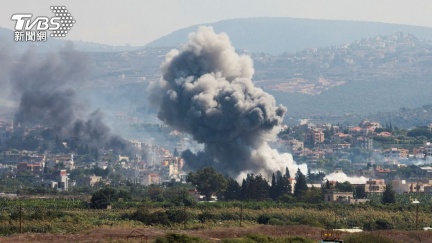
[0, 116, 431, 204]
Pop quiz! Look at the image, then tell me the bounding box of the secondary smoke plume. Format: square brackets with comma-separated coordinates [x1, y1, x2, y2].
[10, 45, 85, 132]
[325, 172, 368, 184]
[1, 43, 134, 154]
[151, 26, 304, 178]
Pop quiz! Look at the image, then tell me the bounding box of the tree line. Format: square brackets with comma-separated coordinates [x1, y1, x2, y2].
[187, 166, 311, 202]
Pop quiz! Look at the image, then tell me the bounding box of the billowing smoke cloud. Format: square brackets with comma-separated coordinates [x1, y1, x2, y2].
[151, 26, 304, 178]
[2, 43, 134, 154]
[325, 172, 368, 184]
[10, 45, 85, 132]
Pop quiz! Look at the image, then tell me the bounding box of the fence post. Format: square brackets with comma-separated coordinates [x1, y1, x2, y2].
[20, 203, 22, 233]
[240, 204, 243, 227]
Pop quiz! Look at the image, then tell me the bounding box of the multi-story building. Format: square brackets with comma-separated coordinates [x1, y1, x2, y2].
[128, 169, 161, 186]
[56, 169, 69, 191]
[365, 179, 386, 193]
[129, 140, 142, 150]
[392, 179, 432, 193]
[17, 162, 42, 175]
[383, 148, 409, 159]
[85, 174, 103, 187]
[304, 129, 324, 144]
[3, 151, 23, 163]
[355, 137, 373, 150]
[142, 172, 161, 186]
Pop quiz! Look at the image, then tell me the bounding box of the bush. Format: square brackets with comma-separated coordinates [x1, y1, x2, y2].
[344, 233, 397, 243]
[90, 187, 119, 209]
[129, 206, 150, 222]
[129, 207, 171, 226]
[155, 233, 205, 243]
[246, 234, 273, 242]
[257, 214, 271, 225]
[166, 208, 187, 224]
[267, 218, 285, 226]
[299, 216, 323, 228]
[363, 219, 394, 231]
[222, 234, 315, 243]
[375, 219, 394, 230]
[198, 211, 216, 223]
[148, 211, 171, 226]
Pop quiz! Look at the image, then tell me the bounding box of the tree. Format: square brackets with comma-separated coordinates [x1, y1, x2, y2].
[173, 148, 179, 157]
[163, 186, 196, 206]
[301, 186, 323, 204]
[22, 135, 40, 151]
[354, 184, 367, 199]
[147, 185, 165, 202]
[187, 167, 227, 201]
[90, 187, 120, 209]
[294, 168, 308, 198]
[271, 170, 291, 200]
[224, 177, 241, 201]
[308, 171, 326, 184]
[285, 167, 292, 195]
[251, 174, 270, 201]
[382, 183, 396, 204]
[335, 181, 353, 192]
[240, 174, 270, 201]
[285, 167, 291, 179]
[325, 180, 331, 189]
[275, 171, 284, 197]
[270, 173, 277, 200]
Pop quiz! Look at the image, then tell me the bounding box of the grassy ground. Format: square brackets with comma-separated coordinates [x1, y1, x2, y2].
[2, 225, 432, 242]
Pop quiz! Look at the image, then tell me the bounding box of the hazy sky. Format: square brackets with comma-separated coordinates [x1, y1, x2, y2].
[2, 0, 432, 46]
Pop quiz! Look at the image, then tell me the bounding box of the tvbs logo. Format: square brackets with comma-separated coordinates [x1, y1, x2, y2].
[11, 6, 75, 42]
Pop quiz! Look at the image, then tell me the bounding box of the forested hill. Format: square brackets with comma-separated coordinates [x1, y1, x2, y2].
[146, 17, 432, 54]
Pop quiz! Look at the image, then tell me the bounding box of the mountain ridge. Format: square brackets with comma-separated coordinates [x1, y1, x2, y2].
[146, 17, 432, 54]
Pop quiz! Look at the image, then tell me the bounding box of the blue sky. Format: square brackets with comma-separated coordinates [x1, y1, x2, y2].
[2, 0, 432, 46]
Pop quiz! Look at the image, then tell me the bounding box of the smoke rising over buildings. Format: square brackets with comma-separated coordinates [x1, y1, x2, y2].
[1, 43, 134, 154]
[325, 171, 368, 184]
[151, 26, 305, 178]
[10, 45, 86, 132]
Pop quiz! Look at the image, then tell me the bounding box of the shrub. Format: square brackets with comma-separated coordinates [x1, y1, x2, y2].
[166, 208, 187, 224]
[198, 211, 216, 223]
[257, 214, 271, 225]
[129, 206, 150, 222]
[155, 233, 205, 243]
[344, 233, 397, 243]
[267, 218, 285, 226]
[299, 216, 323, 228]
[363, 219, 394, 231]
[375, 219, 394, 230]
[222, 234, 315, 243]
[247, 234, 273, 242]
[90, 187, 119, 209]
[129, 207, 172, 226]
[148, 211, 171, 226]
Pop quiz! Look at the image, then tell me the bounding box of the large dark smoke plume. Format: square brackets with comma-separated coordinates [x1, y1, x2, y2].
[151, 26, 304, 178]
[10, 45, 85, 132]
[1, 43, 134, 155]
